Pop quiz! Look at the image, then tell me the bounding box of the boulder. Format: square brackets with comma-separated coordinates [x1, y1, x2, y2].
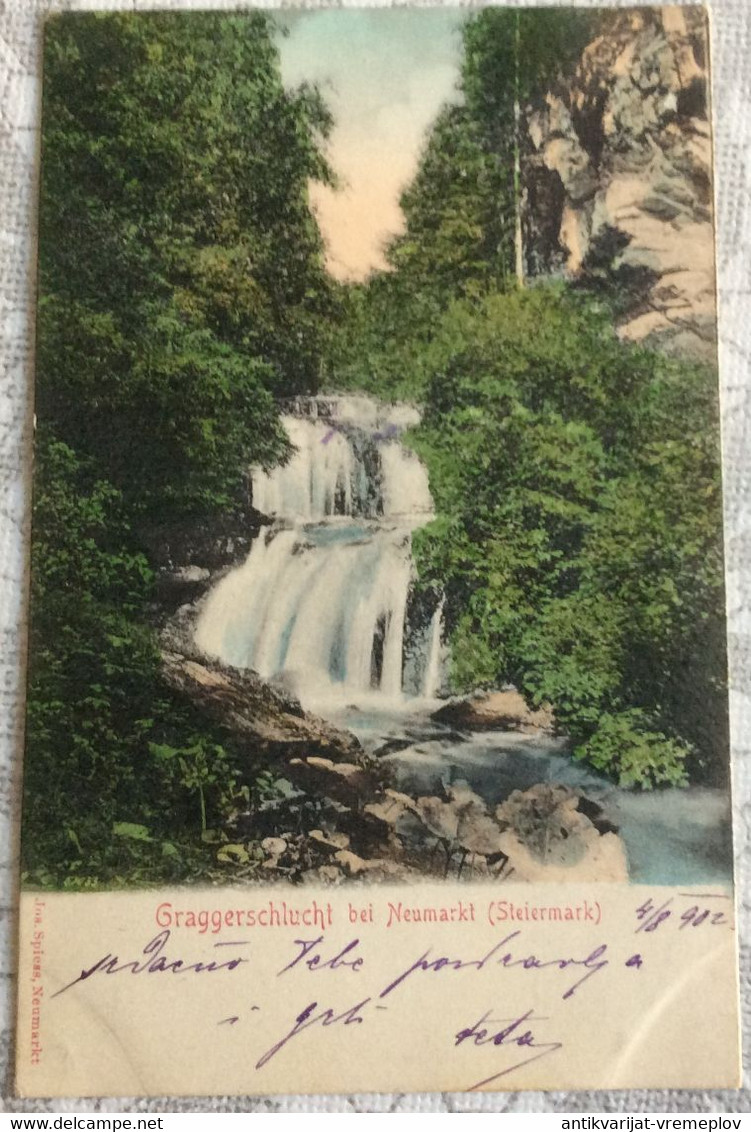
[363, 790, 416, 828]
[161, 649, 362, 764]
[287, 756, 375, 808]
[432, 690, 555, 734]
[450, 783, 506, 859]
[414, 795, 459, 843]
[301, 865, 345, 886]
[140, 502, 262, 574]
[261, 837, 289, 869]
[495, 784, 628, 882]
[309, 829, 351, 853]
[154, 565, 213, 610]
[332, 849, 414, 882]
[377, 783, 509, 878]
[260, 836, 288, 863]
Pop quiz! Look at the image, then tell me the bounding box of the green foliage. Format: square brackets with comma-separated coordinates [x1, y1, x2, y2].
[388, 104, 514, 298]
[462, 8, 596, 135]
[24, 12, 335, 887]
[463, 8, 597, 281]
[38, 11, 336, 517]
[574, 712, 690, 789]
[328, 9, 599, 397]
[25, 1, 730, 902]
[150, 738, 241, 834]
[405, 285, 727, 789]
[113, 823, 152, 842]
[22, 430, 270, 886]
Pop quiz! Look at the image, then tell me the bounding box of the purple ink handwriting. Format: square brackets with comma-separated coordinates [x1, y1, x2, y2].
[51, 930, 248, 997]
[255, 996, 371, 1070]
[454, 1007, 563, 1090]
[52, 909, 730, 1092]
[278, 936, 364, 976]
[635, 895, 731, 934]
[377, 930, 609, 1001]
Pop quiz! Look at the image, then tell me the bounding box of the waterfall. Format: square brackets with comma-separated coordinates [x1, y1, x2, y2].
[194, 396, 443, 709]
[251, 417, 357, 521]
[422, 598, 445, 699]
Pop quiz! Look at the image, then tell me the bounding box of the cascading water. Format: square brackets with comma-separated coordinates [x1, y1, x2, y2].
[194, 396, 443, 710]
[422, 597, 445, 699]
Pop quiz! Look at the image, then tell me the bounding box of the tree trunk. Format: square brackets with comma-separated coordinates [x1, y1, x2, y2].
[513, 10, 525, 288]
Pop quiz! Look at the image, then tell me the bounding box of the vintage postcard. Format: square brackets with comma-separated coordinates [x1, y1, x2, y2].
[16, 5, 740, 1096]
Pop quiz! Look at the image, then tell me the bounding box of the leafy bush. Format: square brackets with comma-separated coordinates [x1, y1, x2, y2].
[575, 712, 690, 789]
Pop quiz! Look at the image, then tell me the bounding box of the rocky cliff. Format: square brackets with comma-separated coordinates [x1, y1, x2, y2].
[526, 6, 716, 362]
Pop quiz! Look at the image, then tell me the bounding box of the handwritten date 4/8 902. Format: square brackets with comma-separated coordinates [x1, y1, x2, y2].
[635, 893, 732, 934]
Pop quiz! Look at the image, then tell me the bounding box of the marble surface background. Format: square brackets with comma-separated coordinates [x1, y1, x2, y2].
[0, 0, 748, 1112]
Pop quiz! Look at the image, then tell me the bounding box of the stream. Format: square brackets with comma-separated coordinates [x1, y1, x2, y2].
[194, 394, 733, 885]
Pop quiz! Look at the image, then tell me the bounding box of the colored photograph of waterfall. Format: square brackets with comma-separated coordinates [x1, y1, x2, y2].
[22, 5, 732, 891]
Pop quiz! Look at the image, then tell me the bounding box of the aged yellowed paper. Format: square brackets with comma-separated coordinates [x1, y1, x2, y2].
[17, 885, 739, 1095]
[17, 5, 740, 1096]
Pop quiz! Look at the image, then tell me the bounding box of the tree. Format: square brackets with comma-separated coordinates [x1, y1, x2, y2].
[387, 104, 513, 298]
[327, 5, 597, 382]
[460, 8, 595, 285]
[38, 11, 337, 518]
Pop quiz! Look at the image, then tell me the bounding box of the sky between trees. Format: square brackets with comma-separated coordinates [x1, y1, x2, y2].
[276, 8, 467, 280]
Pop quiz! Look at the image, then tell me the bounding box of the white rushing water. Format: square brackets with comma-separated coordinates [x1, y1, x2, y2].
[422, 597, 445, 699]
[195, 396, 443, 709]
